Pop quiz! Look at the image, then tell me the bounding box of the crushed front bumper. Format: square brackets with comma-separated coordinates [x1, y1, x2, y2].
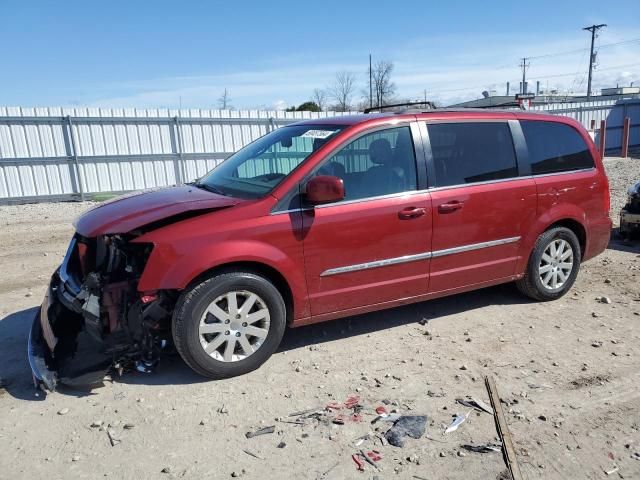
[27, 273, 114, 391]
[28, 306, 58, 391]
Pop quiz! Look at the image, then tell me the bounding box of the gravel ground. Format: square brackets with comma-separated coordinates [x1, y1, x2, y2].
[0, 157, 639, 480]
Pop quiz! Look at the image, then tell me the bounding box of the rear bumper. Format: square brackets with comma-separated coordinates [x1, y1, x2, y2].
[584, 216, 612, 261]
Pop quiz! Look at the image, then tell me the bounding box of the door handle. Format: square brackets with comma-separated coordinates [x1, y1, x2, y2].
[438, 201, 464, 213]
[398, 207, 427, 219]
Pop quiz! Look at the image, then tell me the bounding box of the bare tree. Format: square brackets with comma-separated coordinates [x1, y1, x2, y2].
[371, 60, 396, 107]
[217, 88, 233, 109]
[329, 72, 356, 112]
[312, 88, 328, 111]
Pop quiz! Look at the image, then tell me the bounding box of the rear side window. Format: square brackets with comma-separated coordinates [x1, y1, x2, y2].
[427, 122, 518, 187]
[521, 120, 594, 175]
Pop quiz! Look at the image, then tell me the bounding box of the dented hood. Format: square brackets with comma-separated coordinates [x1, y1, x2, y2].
[74, 186, 243, 237]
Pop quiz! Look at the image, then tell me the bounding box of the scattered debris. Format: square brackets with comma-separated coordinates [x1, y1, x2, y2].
[444, 411, 471, 434]
[352, 453, 365, 471]
[245, 426, 275, 438]
[242, 449, 263, 460]
[366, 450, 382, 462]
[461, 443, 502, 453]
[372, 413, 401, 424]
[384, 415, 427, 447]
[455, 397, 493, 415]
[597, 296, 612, 304]
[605, 466, 619, 476]
[375, 406, 388, 415]
[57, 408, 70, 416]
[277, 441, 286, 449]
[288, 407, 321, 417]
[359, 449, 379, 470]
[107, 429, 121, 447]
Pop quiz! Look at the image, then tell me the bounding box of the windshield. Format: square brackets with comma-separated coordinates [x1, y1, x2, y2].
[197, 125, 344, 199]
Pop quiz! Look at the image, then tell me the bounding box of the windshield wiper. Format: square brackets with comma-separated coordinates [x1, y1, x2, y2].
[193, 182, 229, 196]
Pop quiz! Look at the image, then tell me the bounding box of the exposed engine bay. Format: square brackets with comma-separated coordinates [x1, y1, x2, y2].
[620, 181, 640, 239]
[32, 234, 175, 390]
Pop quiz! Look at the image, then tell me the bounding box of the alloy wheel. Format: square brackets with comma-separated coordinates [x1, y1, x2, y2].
[198, 290, 271, 362]
[538, 239, 574, 291]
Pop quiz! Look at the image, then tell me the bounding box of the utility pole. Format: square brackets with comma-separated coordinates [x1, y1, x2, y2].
[519, 58, 530, 94]
[369, 54, 373, 109]
[583, 24, 606, 99]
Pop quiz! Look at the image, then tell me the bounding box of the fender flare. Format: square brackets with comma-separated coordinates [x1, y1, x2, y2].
[516, 204, 587, 274]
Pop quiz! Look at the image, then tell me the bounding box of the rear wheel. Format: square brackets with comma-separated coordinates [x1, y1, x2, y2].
[516, 227, 581, 301]
[172, 272, 286, 379]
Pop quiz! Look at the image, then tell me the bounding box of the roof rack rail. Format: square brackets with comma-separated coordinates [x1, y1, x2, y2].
[363, 101, 437, 114]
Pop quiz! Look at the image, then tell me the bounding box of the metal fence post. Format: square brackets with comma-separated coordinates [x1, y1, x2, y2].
[63, 115, 85, 200]
[621, 117, 630, 159]
[599, 120, 607, 157]
[169, 117, 184, 184]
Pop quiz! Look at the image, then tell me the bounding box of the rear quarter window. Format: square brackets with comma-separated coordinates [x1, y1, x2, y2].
[521, 120, 595, 175]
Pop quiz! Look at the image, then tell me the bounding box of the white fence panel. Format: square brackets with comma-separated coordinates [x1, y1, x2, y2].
[0, 108, 359, 202]
[2, 100, 636, 203]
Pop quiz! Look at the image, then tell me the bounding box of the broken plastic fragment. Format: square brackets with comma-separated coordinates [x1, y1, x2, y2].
[352, 453, 365, 471]
[384, 415, 428, 447]
[444, 411, 471, 434]
[455, 397, 493, 415]
[245, 425, 275, 438]
[107, 429, 121, 446]
[461, 442, 502, 453]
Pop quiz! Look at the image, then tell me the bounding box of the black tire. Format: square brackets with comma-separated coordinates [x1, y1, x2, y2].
[172, 271, 286, 379]
[516, 227, 581, 301]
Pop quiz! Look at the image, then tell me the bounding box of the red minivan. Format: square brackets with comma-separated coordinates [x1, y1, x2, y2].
[28, 109, 612, 390]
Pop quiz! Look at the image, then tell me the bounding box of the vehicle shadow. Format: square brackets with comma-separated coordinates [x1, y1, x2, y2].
[0, 307, 48, 401]
[607, 229, 640, 254]
[1, 283, 530, 400]
[278, 282, 530, 352]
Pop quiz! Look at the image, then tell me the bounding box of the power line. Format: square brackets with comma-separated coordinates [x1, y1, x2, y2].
[527, 37, 640, 60]
[422, 62, 640, 97]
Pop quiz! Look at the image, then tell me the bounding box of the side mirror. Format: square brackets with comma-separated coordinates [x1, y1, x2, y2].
[305, 175, 345, 204]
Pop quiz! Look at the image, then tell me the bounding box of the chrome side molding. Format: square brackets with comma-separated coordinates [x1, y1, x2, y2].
[320, 236, 521, 277]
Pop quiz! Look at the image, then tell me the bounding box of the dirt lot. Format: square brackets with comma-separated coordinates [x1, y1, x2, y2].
[1, 157, 639, 480]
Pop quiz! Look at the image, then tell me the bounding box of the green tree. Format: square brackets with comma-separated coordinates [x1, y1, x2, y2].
[296, 101, 321, 112]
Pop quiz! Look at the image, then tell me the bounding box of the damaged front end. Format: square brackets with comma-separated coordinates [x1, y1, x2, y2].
[29, 234, 173, 391]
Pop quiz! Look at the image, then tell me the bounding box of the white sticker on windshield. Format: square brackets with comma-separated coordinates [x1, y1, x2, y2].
[301, 129, 335, 139]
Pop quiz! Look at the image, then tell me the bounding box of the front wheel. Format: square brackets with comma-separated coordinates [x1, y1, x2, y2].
[172, 272, 286, 379]
[516, 227, 581, 301]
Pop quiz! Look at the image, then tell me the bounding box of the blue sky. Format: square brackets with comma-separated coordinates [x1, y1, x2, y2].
[1, 0, 639, 109]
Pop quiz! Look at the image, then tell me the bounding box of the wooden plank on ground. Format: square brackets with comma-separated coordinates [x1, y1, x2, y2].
[485, 375, 524, 480]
